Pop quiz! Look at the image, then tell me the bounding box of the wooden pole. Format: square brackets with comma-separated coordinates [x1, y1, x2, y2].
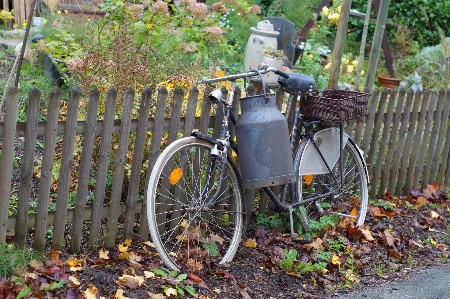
[365, 0, 391, 91]
[328, 0, 352, 89]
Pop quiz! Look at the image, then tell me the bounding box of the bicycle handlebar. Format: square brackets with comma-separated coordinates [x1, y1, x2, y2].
[198, 65, 289, 85]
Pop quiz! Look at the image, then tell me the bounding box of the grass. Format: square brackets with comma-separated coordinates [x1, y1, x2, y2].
[0, 244, 44, 277]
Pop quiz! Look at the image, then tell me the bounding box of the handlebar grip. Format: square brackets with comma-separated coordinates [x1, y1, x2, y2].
[274, 69, 290, 78]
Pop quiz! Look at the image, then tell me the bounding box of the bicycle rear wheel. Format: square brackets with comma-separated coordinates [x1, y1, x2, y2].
[147, 137, 244, 270]
[292, 129, 368, 232]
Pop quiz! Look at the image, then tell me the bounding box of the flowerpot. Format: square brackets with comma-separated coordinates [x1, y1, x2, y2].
[377, 74, 402, 89]
[261, 54, 284, 86]
[244, 20, 279, 71]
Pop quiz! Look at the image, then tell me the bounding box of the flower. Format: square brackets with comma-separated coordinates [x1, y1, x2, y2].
[181, 0, 208, 18]
[146, 23, 153, 29]
[56, 10, 61, 14]
[204, 26, 224, 42]
[151, 0, 169, 14]
[322, 6, 329, 16]
[181, 42, 197, 53]
[346, 65, 354, 73]
[249, 4, 261, 15]
[352, 60, 358, 67]
[22, 20, 27, 27]
[64, 9, 68, 14]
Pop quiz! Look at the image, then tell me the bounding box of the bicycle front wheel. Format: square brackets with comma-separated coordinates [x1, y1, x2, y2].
[147, 137, 244, 270]
[293, 128, 368, 232]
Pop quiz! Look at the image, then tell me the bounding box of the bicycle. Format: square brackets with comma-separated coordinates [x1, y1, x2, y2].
[147, 65, 369, 271]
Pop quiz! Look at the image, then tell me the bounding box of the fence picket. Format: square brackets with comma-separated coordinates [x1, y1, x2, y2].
[52, 87, 81, 251]
[105, 88, 135, 248]
[439, 90, 450, 185]
[88, 88, 117, 249]
[34, 87, 62, 252]
[396, 91, 423, 194]
[138, 87, 169, 240]
[423, 91, 442, 186]
[379, 89, 405, 195]
[70, 88, 100, 254]
[0, 87, 20, 243]
[404, 91, 430, 192]
[370, 89, 396, 198]
[389, 89, 414, 194]
[15, 88, 40, 249]
[123, 88, 152, 240]
[431, 89, 449, 185]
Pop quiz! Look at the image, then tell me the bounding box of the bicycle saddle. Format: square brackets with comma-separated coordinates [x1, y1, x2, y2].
[278, 73, 315, 94]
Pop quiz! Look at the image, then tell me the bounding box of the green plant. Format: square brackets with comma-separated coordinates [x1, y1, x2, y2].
[0, 244, 44, 277]
[280, 249, 327, 275]
[255, 212, 286, 230]
[152, 268, 196, 297]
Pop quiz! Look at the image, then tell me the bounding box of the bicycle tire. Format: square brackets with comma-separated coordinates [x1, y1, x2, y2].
[147, 136, 244, 270]
[292, 128, 368, 232]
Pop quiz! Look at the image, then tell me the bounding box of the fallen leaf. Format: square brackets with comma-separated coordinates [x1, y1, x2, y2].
[115, 289, 131, 299]
[416, 196, 428, 207]
[117, 275, 145, 289]
[124, 239, 132, 246]
[164, 287, 178, 296]
[430, 211, 440, 218]
[169, 168, 183, 185]
[304, 174, 313, 185]
[67, 257, 83, 267]
[147, 292, 165, 299]
[69, 275, 80, 286]
[83, 284, 98, 299]
[69, 266, 84, 272]
[244, 238, 257, 248]
[128, 252, 142, 262]
[143, 241, 155, 248]
[382, 230, 397, 248]
[144, 271, 155, 279]
[409, 240, 424, 248]
[331, 254, 341, 265]
[99, 249, 110, 260]
[118, 243, 129, 253]
[303, 238, 323, 250]
[210, 234, 225, 245]
[360, 228, 375, 241]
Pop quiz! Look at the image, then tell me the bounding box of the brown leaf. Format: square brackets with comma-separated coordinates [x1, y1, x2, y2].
[416, 196, 428, 207]
[244, 238, 257, 248]
[303, 238, 323, 250]
[346, 223, 362, 239]
[360, 229, 375, 241]
[382, 230, 397, 248]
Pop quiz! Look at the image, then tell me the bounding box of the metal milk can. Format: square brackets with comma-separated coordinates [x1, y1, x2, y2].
[244, 20, 280, 71]
[235, 94, 296, 189]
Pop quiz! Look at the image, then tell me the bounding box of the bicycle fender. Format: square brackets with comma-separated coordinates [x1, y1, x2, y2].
[347, 137, 370, 185]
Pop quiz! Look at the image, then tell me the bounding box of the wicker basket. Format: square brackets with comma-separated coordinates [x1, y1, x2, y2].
[303, 89, 370, 122]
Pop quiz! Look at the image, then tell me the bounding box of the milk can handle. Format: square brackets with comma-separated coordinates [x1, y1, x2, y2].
[253, 37, 263, 44]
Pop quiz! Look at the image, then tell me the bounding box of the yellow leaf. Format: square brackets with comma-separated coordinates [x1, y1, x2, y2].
[345, 269, 360, 283]
[118, 243, 129, 253]
[431, 211, 440, 218]
[146, 23, 153, 29]
[350, 208, 358, 222]
[179, 218, 188, 232]
[119, 252, 131, 260]
[165, 287, 178, 297]
[143, 241, 155, 248]
[303, 238, 323, 250]
[430, 238, 437, 246]
[67, 257, 83, 267]
[373, 212, 387, 217]
[144, 271, 155, 278]
[99, 249, 110, 260]
[124, 239, 132, 247]
[304, 174, 313, 185]
[214, 68, 231, 90]
[244, 238, 257, 248]
[115, 289, 131, 299]
[169, 168, 183, 185]
[331, 254, 341, 265]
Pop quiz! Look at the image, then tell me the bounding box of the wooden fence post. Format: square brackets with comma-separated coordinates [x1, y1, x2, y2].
[69, 88, 100, 254]
[15, 88, 40, 249]
[0, 87, 19, 244]
[52, 87, 81, 251]
[105, 88, 135, 248]
[34, 87, 61, 252]
[88, 88, 117, 249]
[123, 88, 152, 240]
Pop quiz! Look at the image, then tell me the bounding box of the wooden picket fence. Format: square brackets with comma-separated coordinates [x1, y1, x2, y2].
[1, 85, 450, 253]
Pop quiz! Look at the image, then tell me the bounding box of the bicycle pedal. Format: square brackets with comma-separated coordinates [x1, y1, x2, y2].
[291, 236, 311, 244]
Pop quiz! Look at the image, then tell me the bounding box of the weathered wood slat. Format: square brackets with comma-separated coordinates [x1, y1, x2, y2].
[123, 88, 152, 240]
[34, 87, 62, 252]
[439, 90, 450, 185]
[414, 92, 437, 188]
[360, 89, 380, 158]
[105, 88, 135, 248]
[138, 87, 168, 240]
[52, 88, 81, 250]
[404, 91, 430, 192]
[366, 89, 388, 179]
[52, 87, 81, 251]
[15, 88, 40, 249]
[389, 89, 414, 194]
[379, 89, 405, 195]
[370, 89, 397, 198]
[69, 89, 100, 254]
[0, 87, 19, 243]
[431, 89, 450, 185]
[88, 88, 117, 249]
[396, 91, 422, 194]
[423, 91, 443, 185]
